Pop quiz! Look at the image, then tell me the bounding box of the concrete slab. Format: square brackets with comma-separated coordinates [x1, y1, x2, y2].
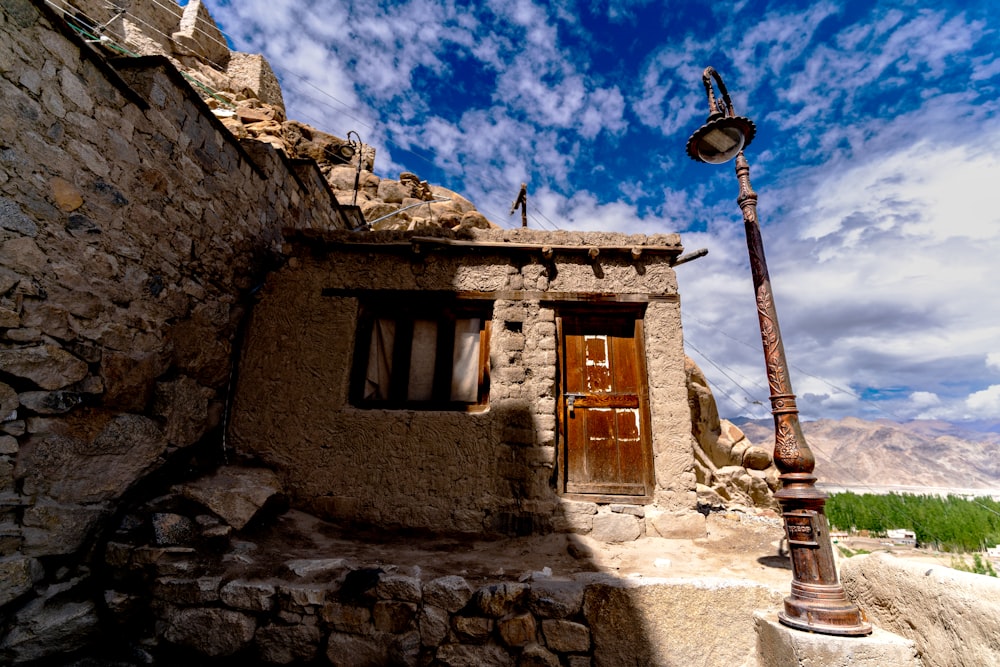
[754, 611, 923, 667]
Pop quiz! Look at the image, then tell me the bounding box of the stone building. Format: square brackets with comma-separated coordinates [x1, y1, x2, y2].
[0, 1, 704, 661]
[2, 2, 983, 666]
[230, 227, 700, 538]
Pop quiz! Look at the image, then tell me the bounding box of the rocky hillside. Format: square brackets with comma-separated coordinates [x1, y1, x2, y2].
[68, 0, 496, 234]
[736, 417, 1000, 492]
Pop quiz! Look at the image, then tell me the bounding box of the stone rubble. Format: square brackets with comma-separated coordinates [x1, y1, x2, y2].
[94, 470, 781, 667]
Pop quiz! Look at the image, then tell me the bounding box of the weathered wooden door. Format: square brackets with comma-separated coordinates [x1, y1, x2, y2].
[558, 312, 653, 500]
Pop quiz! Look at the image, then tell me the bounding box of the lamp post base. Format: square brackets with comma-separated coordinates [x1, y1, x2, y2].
[775, 479, 872, 636]
[779, 582, 872, 636]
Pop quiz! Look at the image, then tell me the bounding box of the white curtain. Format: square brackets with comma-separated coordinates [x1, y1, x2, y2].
[451, 318, 481, 402]
[364, 318, 395, 400]
[407, 320, 438, 400]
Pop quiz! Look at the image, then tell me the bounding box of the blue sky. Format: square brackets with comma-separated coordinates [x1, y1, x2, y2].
[200, 0, 1000, 425]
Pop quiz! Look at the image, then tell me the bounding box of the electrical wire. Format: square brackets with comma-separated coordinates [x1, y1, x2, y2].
[681, 309, 914, 422]
[685, 340, 765, 409]
[684, 317, 996, 556]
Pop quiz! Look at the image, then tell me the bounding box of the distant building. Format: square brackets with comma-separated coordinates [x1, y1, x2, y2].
[887, 529, 917, 547]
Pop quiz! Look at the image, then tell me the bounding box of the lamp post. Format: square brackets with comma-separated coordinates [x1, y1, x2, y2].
[686, 67, 871, 636]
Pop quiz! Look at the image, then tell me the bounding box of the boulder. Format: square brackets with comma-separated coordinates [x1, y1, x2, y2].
[472, 582, 528, 618]
[527, 580, 585, 619]
[423, 575, 473, 613]
[419, 605, 449, 646]
[176, 466, 283, 530]
[686, 356, 720, 455]
[498, 612, 537, 647]
[0, 382, 18, 419]
[255, 623, 321, 664]
[0, 345, 87, 390]
[0, 556, 43, 607]
[20, 501, 106, 556]
[152, 375, 214, 447]
[742, 445, 772, 470]
[163, 607, 256, 656]
[541, 619, 590, 653]
[16, 413, 167, 505]
[647, 509, 707, 539]
[326, 631, 389, 666]
[220, 579, 276, 612]
[16, 391, 81, 415]
[459, 210, 492, 229]
[551, 500, 597, 534]
[590, 511, 641, 543]
[377, 179, 409, 204]
[435, 643, 514, 667]
[0, 588, 99, 664]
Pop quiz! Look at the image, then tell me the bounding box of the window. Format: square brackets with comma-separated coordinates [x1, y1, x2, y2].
[351, 297, 492, 410]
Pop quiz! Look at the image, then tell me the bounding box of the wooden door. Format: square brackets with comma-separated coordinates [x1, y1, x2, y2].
[558, 313, 653, 499]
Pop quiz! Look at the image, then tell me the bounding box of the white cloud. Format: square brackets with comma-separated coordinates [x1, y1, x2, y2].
[678, 102, 1000, 421]
[910, 391, 942, 409]
[770, 7, 988, 145]
[632, 43, 707, 136]
[987, 354, 1000, 372]
[731, 2, 839, 91]
[966, 385, 1000, 415]
[201, 0, 1000, 425]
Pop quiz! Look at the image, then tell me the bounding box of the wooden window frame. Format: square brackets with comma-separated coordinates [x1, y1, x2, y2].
[350, 296, 492, 411]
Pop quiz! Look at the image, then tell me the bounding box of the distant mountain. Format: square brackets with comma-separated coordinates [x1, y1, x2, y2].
[735, 417, 1000, 492]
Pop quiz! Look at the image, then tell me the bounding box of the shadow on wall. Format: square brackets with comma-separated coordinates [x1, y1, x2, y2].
[66, 405, 779, 667]
[73, 447, 668, 667]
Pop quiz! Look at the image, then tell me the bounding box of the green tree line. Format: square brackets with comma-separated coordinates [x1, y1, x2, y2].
[826, 491, 1000, 553]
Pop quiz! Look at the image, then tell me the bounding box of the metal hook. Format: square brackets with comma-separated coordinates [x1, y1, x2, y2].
[346, 130, 363, 207]
[701, 66, 737, 119]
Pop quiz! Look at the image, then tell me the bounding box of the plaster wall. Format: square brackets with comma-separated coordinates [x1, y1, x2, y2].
[229, 229, 696, 535]
[840, 552, 1000, 667]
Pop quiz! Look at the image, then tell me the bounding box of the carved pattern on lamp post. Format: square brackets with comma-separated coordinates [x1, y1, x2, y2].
[686, 66, 871, 636]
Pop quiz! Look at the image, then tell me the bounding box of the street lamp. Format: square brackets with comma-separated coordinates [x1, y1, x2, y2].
[686, 67, 871, 636]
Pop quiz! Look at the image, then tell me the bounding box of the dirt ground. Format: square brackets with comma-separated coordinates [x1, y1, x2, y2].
[238, 508, 795, 591]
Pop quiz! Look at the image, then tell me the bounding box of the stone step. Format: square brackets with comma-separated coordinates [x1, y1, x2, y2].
[753, 611, 922, 667]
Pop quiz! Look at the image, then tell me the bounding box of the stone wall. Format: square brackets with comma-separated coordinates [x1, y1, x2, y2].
[92, 475, 781, 666]
[0, 1, 349, 660]
[229, 228, 698, 537]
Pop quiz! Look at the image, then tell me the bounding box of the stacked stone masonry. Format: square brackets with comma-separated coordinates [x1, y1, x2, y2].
[90, 472, 782, 667]
[0, 1, 352, 660]
[108, 538, 605, 666]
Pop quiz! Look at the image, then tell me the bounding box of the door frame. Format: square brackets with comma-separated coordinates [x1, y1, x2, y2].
[555, 304, 655, 504]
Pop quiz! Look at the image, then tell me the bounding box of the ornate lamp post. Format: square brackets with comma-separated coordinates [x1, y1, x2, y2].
[685, 67, 871, 636]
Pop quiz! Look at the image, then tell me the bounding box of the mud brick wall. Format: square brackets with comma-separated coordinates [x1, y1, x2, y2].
[229, 228, 696, 536]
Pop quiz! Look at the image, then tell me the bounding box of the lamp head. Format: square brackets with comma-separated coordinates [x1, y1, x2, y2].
[685, 112, 756, 164]
[334, 143, 357, 161]
[685, 67, 756, 164]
